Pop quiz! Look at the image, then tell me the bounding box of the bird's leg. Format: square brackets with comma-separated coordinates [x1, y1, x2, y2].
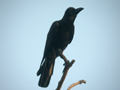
[58, 49, 69, 66]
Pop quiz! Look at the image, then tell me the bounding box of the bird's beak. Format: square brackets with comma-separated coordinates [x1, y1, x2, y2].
[75, 7, 84, 14]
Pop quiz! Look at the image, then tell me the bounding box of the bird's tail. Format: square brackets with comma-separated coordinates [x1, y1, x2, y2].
[37, 58, 55, 87]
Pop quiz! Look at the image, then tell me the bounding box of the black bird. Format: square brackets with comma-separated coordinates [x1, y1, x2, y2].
[37, 7, 84, 87]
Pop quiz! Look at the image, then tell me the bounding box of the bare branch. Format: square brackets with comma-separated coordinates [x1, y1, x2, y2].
[67, 80, 86, 90]
[56, 49, 86, 90]
[56, 49, 75, 90]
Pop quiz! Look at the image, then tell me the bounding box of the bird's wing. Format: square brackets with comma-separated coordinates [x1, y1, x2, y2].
[68, 25, 74, 44]
[41, 21, 60, 64]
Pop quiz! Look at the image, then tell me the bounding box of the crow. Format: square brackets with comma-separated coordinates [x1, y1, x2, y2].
[37, 7, 84, 87]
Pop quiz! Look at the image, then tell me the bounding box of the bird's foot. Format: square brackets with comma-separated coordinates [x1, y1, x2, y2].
[63, 60, 70, 66]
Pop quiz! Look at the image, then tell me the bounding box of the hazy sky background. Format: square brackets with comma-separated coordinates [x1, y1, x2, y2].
[0, 0, 120, 90]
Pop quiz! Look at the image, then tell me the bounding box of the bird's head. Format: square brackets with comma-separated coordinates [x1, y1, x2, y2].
[63, 7, 84, 23]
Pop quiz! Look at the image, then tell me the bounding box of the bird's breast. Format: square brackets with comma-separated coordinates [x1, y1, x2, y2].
[54, 24, 74, 51]
[61, 31, 70, 41]
[56, 31, 71, 49]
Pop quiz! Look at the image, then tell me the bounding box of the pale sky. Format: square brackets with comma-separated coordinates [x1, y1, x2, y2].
[0, 0, 120, 90]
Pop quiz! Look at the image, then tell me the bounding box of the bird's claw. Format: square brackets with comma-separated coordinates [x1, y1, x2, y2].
[63, 60, 70, 66]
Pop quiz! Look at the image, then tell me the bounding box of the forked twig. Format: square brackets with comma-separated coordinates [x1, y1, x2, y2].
[56, 49, 86, 90]
[56, 49, 75, 90]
